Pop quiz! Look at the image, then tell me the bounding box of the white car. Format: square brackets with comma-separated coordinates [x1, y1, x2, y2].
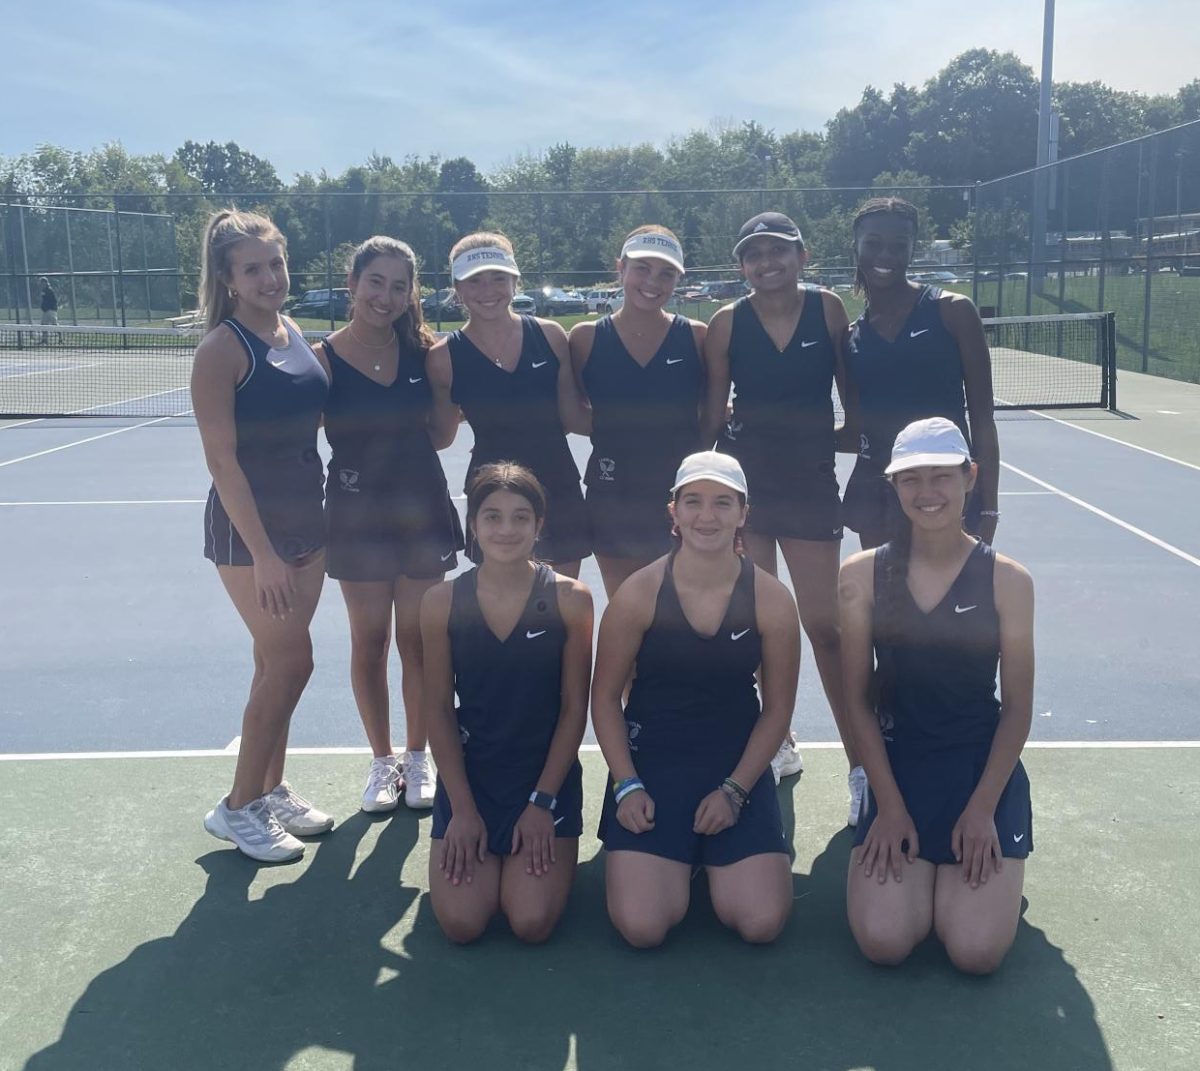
[586, 288, 618, 314]
[599, 289, 624, 314]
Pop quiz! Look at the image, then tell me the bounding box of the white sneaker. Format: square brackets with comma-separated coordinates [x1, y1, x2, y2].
[403, 751, 436, 809]
[771, 735, 804, 786]
[362, 756, 403, 814]
[204, 796, 305, 863]
[848, 766, 868, 828]
[265, 780, 335, 836]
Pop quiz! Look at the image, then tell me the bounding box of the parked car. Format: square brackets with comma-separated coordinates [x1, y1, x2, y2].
[287, 287, 351, 320]
[911, 270, 962, 284]
[423, 291, 466, 322]
[600, 288, 624, 314]
[536, 287, 588, 316]
[695, 280, 749, 302]
[512, 292, 537, 315]
[586, 288, 618, 313]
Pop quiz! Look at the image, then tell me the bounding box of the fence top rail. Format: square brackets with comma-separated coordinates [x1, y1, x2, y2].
[0, 203, 174, 219]
[975, 118, 1200, 190]
[982, 312, 1111, 326]
[1, 184, 977, 204]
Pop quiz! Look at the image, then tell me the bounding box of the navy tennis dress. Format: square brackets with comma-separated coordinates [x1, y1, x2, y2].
[852, 540, 1033, 865]
[447, 319, 589, 564]
[323, 336, 462, 581]
[843, 286, 979, 539]
[431, 563, 584, 856]
[598, 552, 788, 866]
[582, 314, 702, 559]
[716, 289, 842, 541]
[203, 318, 328, 566]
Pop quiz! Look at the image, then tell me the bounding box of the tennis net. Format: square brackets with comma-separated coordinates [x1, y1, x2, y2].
[0, 312, 1116, 419]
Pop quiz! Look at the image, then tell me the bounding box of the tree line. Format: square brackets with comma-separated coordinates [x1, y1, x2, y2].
[3, 48, 1198, 302]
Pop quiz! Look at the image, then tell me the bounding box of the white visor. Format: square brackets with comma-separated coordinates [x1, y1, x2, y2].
[452, 246, 520, 281]
[621, 232, 685, 274]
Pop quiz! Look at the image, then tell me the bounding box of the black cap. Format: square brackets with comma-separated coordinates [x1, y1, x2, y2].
[733, 212, 803, 257]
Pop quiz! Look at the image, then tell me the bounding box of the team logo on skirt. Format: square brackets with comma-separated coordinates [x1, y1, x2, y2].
[339, 468, 361, 492]
[459, 725, 470, 746]
[598, 457, 616, 482]
[726, 420, 743, 441]
[626, 720, 641, 751]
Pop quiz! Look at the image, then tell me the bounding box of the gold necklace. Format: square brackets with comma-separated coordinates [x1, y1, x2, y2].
[348, 321, 396, 372]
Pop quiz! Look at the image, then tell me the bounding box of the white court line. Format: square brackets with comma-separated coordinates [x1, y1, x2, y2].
[1024, 408, 1200, 475]
[0, 359, 102, 381]
[2, 741, 1197, 761]
[0, 413, 186, 468]
[999, 490, 1055, 496]
[0, 386, 193, 431]
[0, 499, 205, 506]
[1002, 460, 1200, 569]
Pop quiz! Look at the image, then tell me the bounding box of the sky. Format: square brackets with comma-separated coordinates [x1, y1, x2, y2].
[3, 0, 1198, 180]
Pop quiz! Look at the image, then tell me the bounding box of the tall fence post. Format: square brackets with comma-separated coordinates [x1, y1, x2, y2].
[324, 194, 334, 333]
[18, 204, 33, 323]
[112, 202, 128, 330]
[64, 209, 79, 325]
[971, 182, 981, 304]
[140, 213, 152, 322]
[1141, 141, 1156, 374]
[536, 192, 545, 285]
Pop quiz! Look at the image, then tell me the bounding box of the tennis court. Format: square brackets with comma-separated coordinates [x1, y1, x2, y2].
[1, 324, 1198, 1070]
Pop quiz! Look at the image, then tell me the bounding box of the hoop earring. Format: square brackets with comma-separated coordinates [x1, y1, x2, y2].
[228, 288, 238, 301]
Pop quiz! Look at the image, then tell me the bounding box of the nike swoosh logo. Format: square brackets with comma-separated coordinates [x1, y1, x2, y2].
[531, 360, 549, 369]
[554, 815, 566, 826]
[409, 376, 423, 384]
[800, 340, 819, 348]
[440, 550, 454, 561]
[730, 628, 751, 641]
[526, 629, 546, 639]
[910, 328, 930, 338]
[665, 357, 684, 365]
[954, 604, 977, 614]
[269, 359, 287, 368]
[1013, 833, 1024, 843]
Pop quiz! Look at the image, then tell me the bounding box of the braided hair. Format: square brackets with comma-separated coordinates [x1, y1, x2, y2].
[851, 197, 920, 306]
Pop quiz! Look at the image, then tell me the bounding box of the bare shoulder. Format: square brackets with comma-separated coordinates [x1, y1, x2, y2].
[993, 552, 1034, 598]
[568, 319, 596, 347]
[938, 289, 982, 324]
[536, 317, 569, 343]
[753, 565, 800, 624]
[554, 574, 594, 618]
[838, 549, 877, 602]
[606, 557, 667, 616]
[708, 303, 736, 330]
[192, 322, 246, 377]
[420, 577, 455, 622]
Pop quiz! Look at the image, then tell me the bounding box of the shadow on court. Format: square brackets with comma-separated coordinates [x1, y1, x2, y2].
[24, 776, 1111, 1071]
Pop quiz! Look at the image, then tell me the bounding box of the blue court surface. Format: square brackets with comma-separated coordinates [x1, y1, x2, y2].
[1, 368, 1198, 1070]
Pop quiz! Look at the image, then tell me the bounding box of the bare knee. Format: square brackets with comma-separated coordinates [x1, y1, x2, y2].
[351, 626, 391, 668]
[435, 904, 492, 945]
[722, 903, 789, 945]
[942, 931, 1012, 975]
[851, 916, 927, 967]
[506, 904, 560, 945]
[802, 615, 840, 654]
[608, 902, 676, 949]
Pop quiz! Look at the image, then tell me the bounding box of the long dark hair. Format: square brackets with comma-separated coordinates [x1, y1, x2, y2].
[466, 461, 547, 531]
[347, 236, 435, 354]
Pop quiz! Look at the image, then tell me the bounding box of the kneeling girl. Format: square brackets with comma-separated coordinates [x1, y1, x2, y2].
[421, 463, 593, 944]
[593, 451, 800, 947]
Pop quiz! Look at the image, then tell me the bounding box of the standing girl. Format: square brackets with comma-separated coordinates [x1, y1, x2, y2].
[593, 452, 800, 947]
[193, 209, 333, 862]
[840, 418, 1033, 974]
[421, 463, 593, 943]
[426, 233, 590, 576]
[704, 212, 862, 821]
[842, 196, 1000, 550]
[569, 226, 706, 596]
[314, 237, 463, 814]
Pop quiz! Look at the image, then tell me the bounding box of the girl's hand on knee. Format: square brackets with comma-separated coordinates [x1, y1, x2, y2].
[616, 789, 655, 834]
[512, 804, 556, 877]
[951, 804, 1001, 889]
[693, 786, 740, 835]
[442, 811, 488, 886]
[856, 805, 918, 883]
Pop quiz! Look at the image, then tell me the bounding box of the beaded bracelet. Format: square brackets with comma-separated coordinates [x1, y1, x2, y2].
[722, 777, 750, 808]
[614, 777, 646, 804]
[979, 510, 1001, 518]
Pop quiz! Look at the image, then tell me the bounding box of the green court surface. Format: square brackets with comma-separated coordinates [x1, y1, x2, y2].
[2, 749, 1197, 1071]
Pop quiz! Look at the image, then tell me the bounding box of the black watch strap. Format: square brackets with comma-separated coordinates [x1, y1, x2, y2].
[529, 790, 557, 812]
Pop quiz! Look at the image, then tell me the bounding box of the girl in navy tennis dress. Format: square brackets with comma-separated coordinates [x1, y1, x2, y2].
[704, 211, 861, 819]
[315, 237, 464, 816]
[192, 209, 334, 864]
[426, 232, 590, 575]
[593, 452, 800, 947]
[568, 226, 706, 598]
[843, 197, 1001, 550]
[421, 463, 593, 944]
[840, 417, 1034, 975]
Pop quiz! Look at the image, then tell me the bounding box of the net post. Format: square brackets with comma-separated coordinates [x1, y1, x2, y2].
[1105, 310, 1118, 411]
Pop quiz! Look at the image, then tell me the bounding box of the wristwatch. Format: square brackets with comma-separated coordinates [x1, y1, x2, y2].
[529, 790, 557, 812]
